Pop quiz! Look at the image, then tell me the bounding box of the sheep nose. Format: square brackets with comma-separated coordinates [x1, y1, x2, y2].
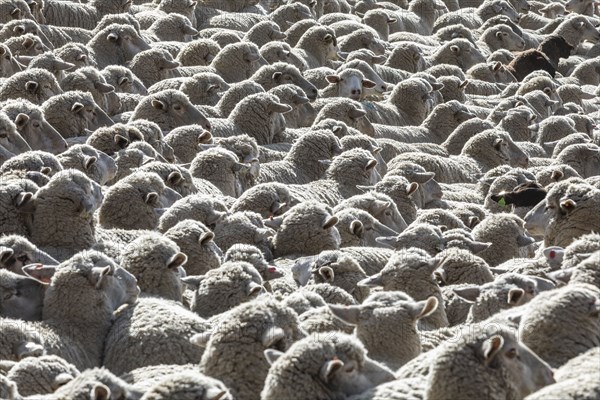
[205, 122, 211, 131]
[351, 89, 361, 95]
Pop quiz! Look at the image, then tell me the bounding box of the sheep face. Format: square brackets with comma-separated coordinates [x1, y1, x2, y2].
[326, 69, 376, 101]
[491, 25, 526, 51]
[270, 65, 318, 100]
[0, 45, 22, 78]
[0, 236, 58, 276]
[0, 115, 30, 156]
[0, 269, 45, 321]
[377, 223, 444, 255]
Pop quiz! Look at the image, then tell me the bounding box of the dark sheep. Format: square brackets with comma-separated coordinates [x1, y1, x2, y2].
[489, 181, 547, 207]
[506, 35, 573, 81]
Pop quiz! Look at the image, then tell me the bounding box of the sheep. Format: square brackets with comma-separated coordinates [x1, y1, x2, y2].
[258, 129, 342, 184]
[388, 0, 448, 35]
[270, 201, 340, 258]
[88, 24, 151, 69]
[15, 251, 139, 370]
[4, 33, 49, 58]
[157, 194, 227, 233]
[176, 39, 220, 67]
[294, 25, 341, 69]
[136, 161, 197, 197]
[223, 243, 284, 284]
[259, 41, 308, 71]
[427, 38, 487, 72]
[59, 66, 120, 115]
[102, 297, 210, 376]
[27, 52, 75, 84]
[261, 332, 394, 400]
[454, 273, 542, 323]
[162, 125, 210, 163]
[230, 182, 290, 219]
[250, 62, 317, 100]
[56, 144, 115, 185]
[41, 90, 113, 139]
[189, 147, 251, 197]
[515, 283, 600, 368]
[267, 84, 315, 128]
[129, 89, 211, 132]
[0, 68, 61, 105]
[138, 372, 233, 400]
[383, 42, 429, 73]
[0, 234, 57, 276]
[0, 180, 37, 238]
[145, 13, 197, 43]
[54, 43, 98, 70]
[0, 0, 35, 24]
[3, 355, 79, 397]
[314, 97, 376, 136]
[0, 114, 30, 157]
[127, 48, 180, 88]
[362, 78, 436, 125]
[42, 367, 144, 399]
[0, 269, 46, 322]
[329, 292, 439, 369]
[376, 223, 445, 255]
[120, 233, 187, 301]
[394, 130, 529, 184]
[149, 72, 229, 107]
[0, 149, 62, 177]
[554, 143, 600, 178]
[186, 42, 263, 83]
[84, 123, 144, 157]
[478, 24, 525, 53]
[358, 248, 449, 330]
[41, 0, 131, 29]
[373, 100, 475, 144]
[101, 65, 147, 95]
[208, 93, 291, 145]
[471, 213, 535, 266]
[99, 171, 182, 231]
[433, 0, 520, 30]
[303, 249, 370, 302]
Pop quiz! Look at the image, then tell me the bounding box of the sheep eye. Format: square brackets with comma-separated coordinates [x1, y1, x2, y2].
[173, 105, 182, 111]
[32, 121, 40, 128]
[5, 55, 10, 60]
[3, 292, 13, 300]
[506, 348, 518, 359]
[17, 254, 29, 263]
[0, 132, 7, 139]
[345, 365, 355, 373]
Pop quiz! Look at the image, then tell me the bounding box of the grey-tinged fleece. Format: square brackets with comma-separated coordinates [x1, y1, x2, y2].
[195, 297, 306, 400]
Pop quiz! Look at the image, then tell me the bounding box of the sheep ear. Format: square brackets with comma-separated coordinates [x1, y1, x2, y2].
[264, 216, 284, 230]
[459, 79, 469, 89]
[326, 75, 341, 84]
[181, 275, 204, 290]
[365, 159, 377, 171]
[550, 170, 563, 181]
[362, 79, 376, 89]
[190, 332, 211, 348]
[264, 349, 284, 365]
[493, 138, 504, 150]
[406, 182, 419, 196]
[199, 231, 214, 245]
[145, 192, 159, 205]
[14, 113, 29, 128]
[91, 266, 112, 289]
[11, 8, 21, 17]
[272, 71, 283, 80]
[52, 373, 74, 390]
[453, 286, 480, 302]
[22, 38, 34, 49]
[559, 198, 576, 212]
[106, 32, 119, 42]
[411, 296, 439, 320]
[0, 360, 16, 373]
[495, 31, 503, 39]
[328, 304, 361, 325]
[468, 216, 480, 229]
[482, 335, 504, 365]
[371, 200, 390, 217]
[262, 326, 285, 348]
[167, 252, 187, 269]
[114, 134, 129, 149]
[387, 18, 397, 24]
[22, 264, 57, 283]
[91, 383, 111, 400]
[167, 171, 183, 185]
[206, 388, 227, 400]
[0, 247, 14, 264]
[318, 266, 335, 282]
[322, 216, 338, 229]
[507, 288, 525, 305]
[471, 241, 491, 254]
[83, 155, 97, 170]
[268, 102, 293, 114]
[450, 45, 460, 53]
[320, 359, 344, 383]
[357, 272, 383, 287]
[246, 281, 264, 296]
[117, 76, 129, 86]
[151, 99, 167, 110]
[350, 220, 363, 237]
[71, 102, 84, 113]
[15, 340, 44, 360]
[492, 62, 502, 71]
[25, 81, 38, 93]
[323, 33, 334, 42]
[14, 191, 34, 211]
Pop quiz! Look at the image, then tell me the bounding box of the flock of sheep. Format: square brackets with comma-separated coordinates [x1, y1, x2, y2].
[0, 0, 600, 397]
